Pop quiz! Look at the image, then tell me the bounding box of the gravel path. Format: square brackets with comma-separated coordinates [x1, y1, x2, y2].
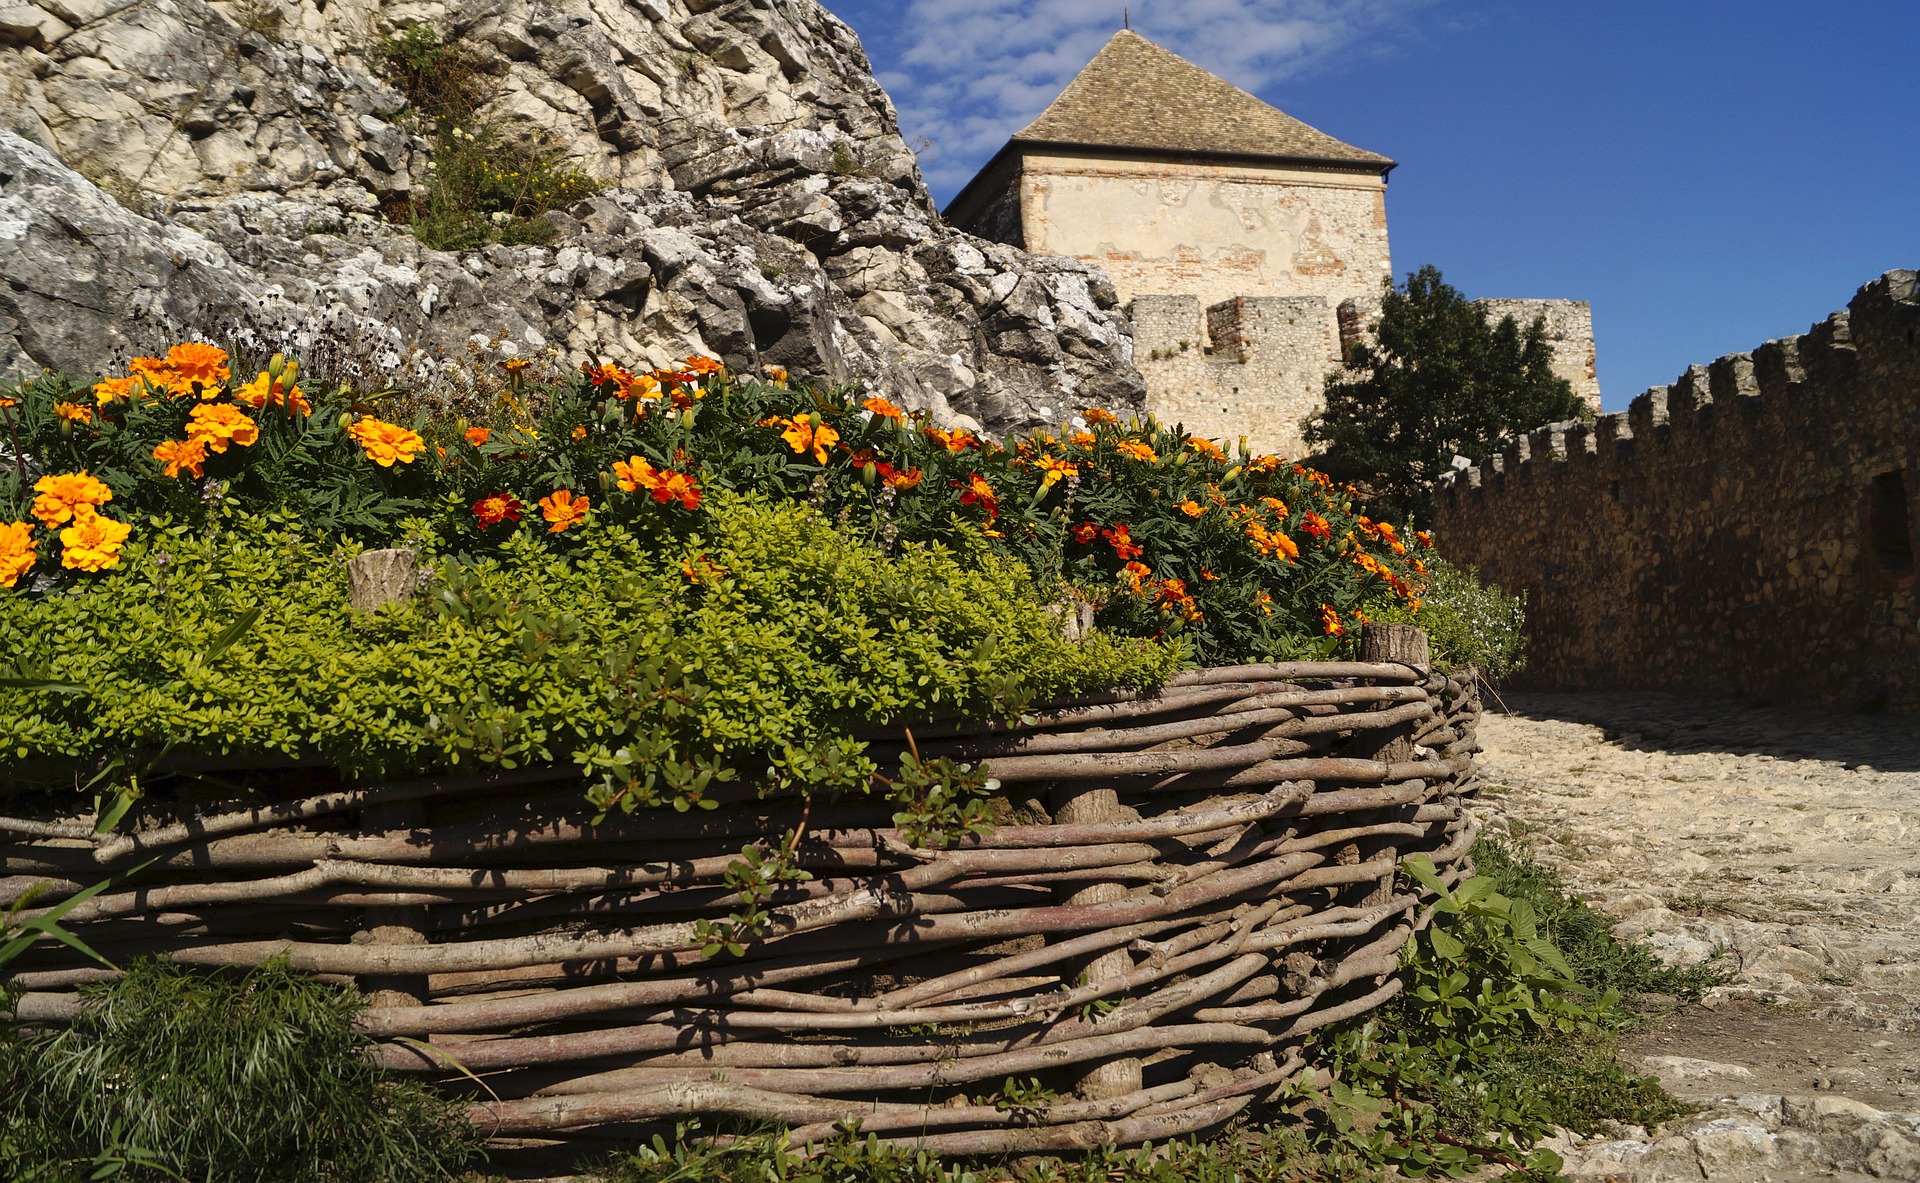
[1470, 692, 1920, 1181]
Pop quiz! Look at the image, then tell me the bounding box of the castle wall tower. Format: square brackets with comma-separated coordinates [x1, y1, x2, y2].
[947, 30, 1600, 455]
[945, 30, 1393, 455]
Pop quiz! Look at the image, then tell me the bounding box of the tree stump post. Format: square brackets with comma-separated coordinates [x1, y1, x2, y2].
[1049, 783, 1144, 1100]
[347, 548, 418, 614]
[1356, 623, 1431, 905]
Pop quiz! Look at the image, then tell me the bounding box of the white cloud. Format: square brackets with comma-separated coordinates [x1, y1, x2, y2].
[861, 0, 1430, 199]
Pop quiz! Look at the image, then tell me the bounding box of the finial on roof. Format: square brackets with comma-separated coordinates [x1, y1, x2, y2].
[1123, 3, 1130, 30]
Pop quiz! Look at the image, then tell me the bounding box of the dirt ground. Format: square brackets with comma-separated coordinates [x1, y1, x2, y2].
[1470, 691, 1920, 1180]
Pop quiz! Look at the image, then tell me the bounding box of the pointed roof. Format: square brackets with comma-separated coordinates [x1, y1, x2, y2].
[1011, 30, 1392, 170]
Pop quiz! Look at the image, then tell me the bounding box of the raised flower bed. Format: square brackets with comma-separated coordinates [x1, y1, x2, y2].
[1, 343, 1484, 1167]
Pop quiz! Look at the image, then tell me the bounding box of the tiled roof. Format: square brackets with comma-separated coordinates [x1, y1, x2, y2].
[1013, 30, 1392, 169]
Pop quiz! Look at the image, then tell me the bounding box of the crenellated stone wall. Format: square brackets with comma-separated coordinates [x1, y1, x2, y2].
[1432, 270, 1920, 714]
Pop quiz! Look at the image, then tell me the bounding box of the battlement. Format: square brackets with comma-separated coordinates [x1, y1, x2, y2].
[1434, 269, 1920, 713]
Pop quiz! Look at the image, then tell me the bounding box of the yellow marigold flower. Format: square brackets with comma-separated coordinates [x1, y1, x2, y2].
[538, 489, 591, 534]
[1320, 604, 1344, 637]
[31, 471, 112, 528]
[59, 507, 130, 573]
[497, 357, 533, 374]
[185, 403, 259, 454]
[861, 395, 904, 421]
[164, 342, 230, 388]
[92, 376, 138, 405]
[781, 416, 839, 464]
[1035, 455, 1077, 489]
[347, 417, 426, 467]
[1114, 439, 1157, 464]
[0, 521, 35, 589]
[765, 365, 789, 387]
[53, 401, 93, 424]
[152, 439, 208, 479]
[1178, 499, 1205, 517]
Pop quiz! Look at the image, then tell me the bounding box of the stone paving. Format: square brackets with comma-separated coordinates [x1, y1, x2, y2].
[1471, 691, 1920, 1181]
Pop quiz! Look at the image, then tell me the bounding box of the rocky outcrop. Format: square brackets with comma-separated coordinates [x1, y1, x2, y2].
[0, 0, 1144, 429]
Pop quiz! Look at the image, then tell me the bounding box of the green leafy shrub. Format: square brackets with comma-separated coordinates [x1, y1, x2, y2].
[1373, 556, 1528, 679]
[0, 958, 480, 1182]
[0, 493, 1175, 800]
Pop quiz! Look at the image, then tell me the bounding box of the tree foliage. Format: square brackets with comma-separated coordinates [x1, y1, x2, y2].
[1304, 266, 1591, 524]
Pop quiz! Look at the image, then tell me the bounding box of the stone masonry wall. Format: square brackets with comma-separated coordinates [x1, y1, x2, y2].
[1132, 293, 1339, 456]
[1475, 298, 1601, 412]
[1432, 271, 1920, 714]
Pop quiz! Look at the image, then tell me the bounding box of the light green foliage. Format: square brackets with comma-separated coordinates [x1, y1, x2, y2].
[0, 958, 480, 1182]
[1373, 556, 1528, 678]
[0, 493, 1177, 798]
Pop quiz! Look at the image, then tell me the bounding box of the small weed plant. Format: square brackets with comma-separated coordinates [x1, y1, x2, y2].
[369, 23, 600, 248]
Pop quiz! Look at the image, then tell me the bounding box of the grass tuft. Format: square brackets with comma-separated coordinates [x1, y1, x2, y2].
[0, 957, 480, 1182]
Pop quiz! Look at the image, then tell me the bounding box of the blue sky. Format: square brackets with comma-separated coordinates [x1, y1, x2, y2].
[819, 0, 1920, 411]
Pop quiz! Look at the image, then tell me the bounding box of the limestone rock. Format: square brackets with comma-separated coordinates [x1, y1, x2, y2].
[0, 0, 1145, 433]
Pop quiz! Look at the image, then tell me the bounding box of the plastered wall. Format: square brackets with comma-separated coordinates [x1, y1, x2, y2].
[1016, 153, 1390, 312]
[1433, 271, 1920, 714]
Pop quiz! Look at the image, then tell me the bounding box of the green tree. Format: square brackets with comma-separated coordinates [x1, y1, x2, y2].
[1304, 265, 1591, 524]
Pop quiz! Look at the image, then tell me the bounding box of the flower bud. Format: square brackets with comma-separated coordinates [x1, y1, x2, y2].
[338, 412, 356, 432]
[267, 353, 286, 379]
[281, 360, 299, 386]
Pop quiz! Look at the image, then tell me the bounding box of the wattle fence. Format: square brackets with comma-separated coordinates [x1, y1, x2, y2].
[2, 629, 1480, 1169]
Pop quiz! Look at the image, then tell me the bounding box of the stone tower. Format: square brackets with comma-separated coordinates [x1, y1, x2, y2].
[947, 30, 1599, 455]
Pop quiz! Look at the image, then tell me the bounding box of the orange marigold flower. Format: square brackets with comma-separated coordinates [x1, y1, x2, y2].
[465, 427, 491, 447]
[651, 470, 703, 511]
[583, 362, 634, 388]
[233, 372, 311, 415]
[1254, 590, 1273, 616]
[1320, 604, 1344, 637]
[1187, 437, 1227, 463]
[613, 455, 659, 493]
[538, 489, 590, 533]
[165, 342, 229, 388]
[1260, 497, 1289, 520]
[619, 373, 662, 402]
[92, 376, 138, 406]
[497, 357, 533, 374]
[571, 425, 588, 441]
[59, 507, 129, 573]
[925, 426, 976, 453]
[1084, 407, 1119, 424]
[185, 403, 259, 454]
[53, 401, 93, 424]
[781, 416, 839, 464]
[1103, 524, 1143, 561]
[1415, 530, 1434, 548]
[957, 473, 998, 520]
[681, 554, 727, 582]
[861, 395, 905, 421]
[1071, 521, 1100, 545]
[31, 471, 112, 528]
[1178, 500, 1205, 518]
[348, 417, 426, 467]
[1118, 560, 1151, 592]
[683, 355, 723, 375]
[764, 365, 789, 386]
[0, 521, 35, 589]
[1068, 430, 1096, 448]
[152, 439, 209, 479]
[1114, 439, 1157, 464]
[473, 493, 523, 528]
[882, 465, 922, 491]
[1300, 512, 1332, 541]
[1247, 454, 1282, 473]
